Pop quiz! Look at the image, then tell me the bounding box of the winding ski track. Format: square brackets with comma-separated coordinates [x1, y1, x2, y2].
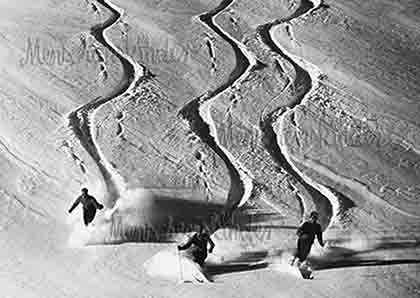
[179, 0, 256, 216]
[66, 0, 351, 231]
[255, 0, 353, 229]
[262, 0, 419, 224]
[256, 0, 339, 228]
[180, 0, 340, 228]
[66, 0, 147, 206]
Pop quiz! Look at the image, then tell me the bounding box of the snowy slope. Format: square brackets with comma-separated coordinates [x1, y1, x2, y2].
[0, 0, 419, 297]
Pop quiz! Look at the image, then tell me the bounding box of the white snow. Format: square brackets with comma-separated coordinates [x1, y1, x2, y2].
[1, 0, 419, 297]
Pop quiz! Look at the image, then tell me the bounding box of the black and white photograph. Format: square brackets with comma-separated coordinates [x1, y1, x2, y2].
[0, 0, 419, 297]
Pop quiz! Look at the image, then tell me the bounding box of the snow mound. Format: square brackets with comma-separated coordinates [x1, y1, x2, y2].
[68, 224, 93, 247]
[143, 248, 210, 283]
[270, 252, 308, 278]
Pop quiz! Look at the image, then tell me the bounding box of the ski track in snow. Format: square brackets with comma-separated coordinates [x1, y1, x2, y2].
[297, 157, 420, 218]
[273, 1, 342, 229]
[198, 1, 256, 208]
[64, 0, 405, 241]
[180, 0, 255, 215]
[66, 0, 146, 206]
[256, 0, 344, 229]
[180, 0, 339, 228]
[264, 0, 419, 225]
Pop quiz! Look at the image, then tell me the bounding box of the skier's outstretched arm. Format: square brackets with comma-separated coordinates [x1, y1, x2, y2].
[92, 197, 104, 210]
[208, 235, 215, 253]
[68, 197, 80, 213]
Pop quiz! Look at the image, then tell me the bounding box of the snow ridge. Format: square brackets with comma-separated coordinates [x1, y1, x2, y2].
[255, 0, 344, 229]
[180, 0, 256, 216]
[197, 0, 256, 208]
[66, 0, 147, 205]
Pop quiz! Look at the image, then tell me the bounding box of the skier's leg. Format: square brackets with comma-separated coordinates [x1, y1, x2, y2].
[290, 241, 298, 265]
[298, 239, 312, 266]
[294, 237, 304, 264]
[192, 250, 206, 267]
[84, 207, 97, 226]
[83, 210, 89, 226]
[90, 208, 97, 224]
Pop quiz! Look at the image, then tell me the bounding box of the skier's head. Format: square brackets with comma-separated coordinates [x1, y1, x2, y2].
[81, 187, 88, 195]
[309, 211, 319, 222]
[196, 222, 205, 234]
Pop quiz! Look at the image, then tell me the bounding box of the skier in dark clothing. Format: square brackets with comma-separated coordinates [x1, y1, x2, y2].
[68, 188, 104, 226]
[290, 211, 324, 267]
[178, 223, 215, 267]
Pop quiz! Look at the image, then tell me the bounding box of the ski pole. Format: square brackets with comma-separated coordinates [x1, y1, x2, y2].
[177, 246, 184, 283]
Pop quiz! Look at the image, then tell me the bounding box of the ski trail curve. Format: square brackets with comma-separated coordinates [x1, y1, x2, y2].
[66, 0, 147, 206]
[256, 0, 345, 229]
[258, 0, 417, 226]
[274, 36, 420, 220]
[180, 0, 256, 215]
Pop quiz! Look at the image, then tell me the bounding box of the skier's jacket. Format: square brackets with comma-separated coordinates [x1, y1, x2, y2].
[179, 232, 215, 253]
[296, 221, 323, 244]
[69, 194, 103, 213]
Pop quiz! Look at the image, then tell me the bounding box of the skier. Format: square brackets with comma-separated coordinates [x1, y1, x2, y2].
[178, 223, 215, 267]
[290, 211, 324, 267]
[68, 188, 104, 226]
